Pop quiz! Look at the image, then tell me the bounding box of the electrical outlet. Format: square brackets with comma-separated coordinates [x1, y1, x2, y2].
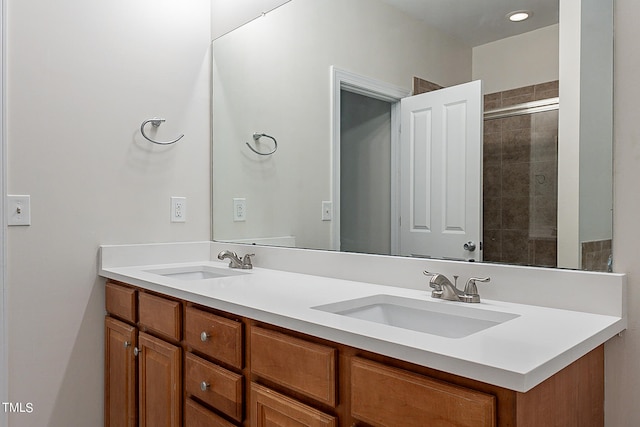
[322, 201, 332, 221]
[171, 197, 186, 223]
[8, 195, 31, 226]
[233, 198, 246, 222]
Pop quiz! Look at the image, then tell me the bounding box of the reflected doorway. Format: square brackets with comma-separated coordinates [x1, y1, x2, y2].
[340, 90, 393, 255]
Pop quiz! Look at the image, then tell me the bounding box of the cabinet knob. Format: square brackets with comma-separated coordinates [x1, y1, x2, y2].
[200, 331, 211, 342]
[133, 347, 141, 357]
[123, 341, 131, 349]
[200, 381, 210, 392]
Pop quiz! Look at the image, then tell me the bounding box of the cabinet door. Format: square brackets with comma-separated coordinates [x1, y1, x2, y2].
[138, 332, 182, 427]
[105, 316, 137, 427]
[250, 383, 336, 427]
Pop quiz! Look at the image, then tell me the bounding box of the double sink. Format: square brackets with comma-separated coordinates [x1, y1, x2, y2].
[145, 264, 519, 339]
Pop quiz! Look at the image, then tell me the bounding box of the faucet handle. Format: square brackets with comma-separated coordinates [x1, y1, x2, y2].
[462, 277, 490, 303]
[423, 271, 441, 290]
[241, 253, 255, 269]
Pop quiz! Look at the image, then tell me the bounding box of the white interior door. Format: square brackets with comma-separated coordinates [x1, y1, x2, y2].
[399, 80, 483, 261]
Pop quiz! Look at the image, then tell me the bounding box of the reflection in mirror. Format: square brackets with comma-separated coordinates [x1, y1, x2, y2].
[212, 0, 613, 271]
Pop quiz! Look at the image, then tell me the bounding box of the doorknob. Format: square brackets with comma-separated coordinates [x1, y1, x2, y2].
[463, 241, 476, 251]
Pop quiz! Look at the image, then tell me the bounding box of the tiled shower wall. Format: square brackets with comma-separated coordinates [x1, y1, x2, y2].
[414, 78, 610, 270]
[483, 81, 559, 267]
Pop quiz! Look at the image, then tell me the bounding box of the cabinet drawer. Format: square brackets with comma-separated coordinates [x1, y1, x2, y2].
[105, 282, 136, 323]
[250, 383, 336, 427]
[351, 357, 496, 427]
[185, 398, 237, 427]
[250, 327, 336, 407]
[185, 353, 243, 422]
[185, 306, 243, 369]
[138, 292, 181, 341]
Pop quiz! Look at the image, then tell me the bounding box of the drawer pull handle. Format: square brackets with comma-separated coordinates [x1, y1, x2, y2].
[200, 381, 210, 392]
[123, 341, 131, 349]
[200, 331, 211, 342]
[133, 347, 141, 357]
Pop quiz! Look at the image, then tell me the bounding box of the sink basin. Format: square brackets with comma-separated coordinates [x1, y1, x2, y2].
[145, 265, 248, 281]
[313, 294, 519, 338]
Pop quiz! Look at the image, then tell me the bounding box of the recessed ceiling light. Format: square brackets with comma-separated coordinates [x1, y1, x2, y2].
[507, 10, 532, 22]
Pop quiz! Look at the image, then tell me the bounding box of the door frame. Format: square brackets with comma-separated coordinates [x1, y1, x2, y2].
[329, 67, 410, 252]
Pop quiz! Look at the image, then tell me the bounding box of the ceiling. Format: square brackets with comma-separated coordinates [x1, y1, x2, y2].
[381, 0, 559, 47]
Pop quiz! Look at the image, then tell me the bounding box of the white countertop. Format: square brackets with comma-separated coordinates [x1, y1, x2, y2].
[100, 257, 625, 392]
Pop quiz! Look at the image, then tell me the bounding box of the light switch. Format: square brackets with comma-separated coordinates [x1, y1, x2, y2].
[8, 195, 31, 226]
[322, 201, 332, 221]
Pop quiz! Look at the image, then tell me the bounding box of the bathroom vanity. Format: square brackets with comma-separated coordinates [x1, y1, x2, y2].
[100, 242, 626, 427]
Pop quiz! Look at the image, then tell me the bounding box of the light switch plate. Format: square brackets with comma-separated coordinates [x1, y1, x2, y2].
[8, 195, 31, 226]
[322, 201, 332, 221]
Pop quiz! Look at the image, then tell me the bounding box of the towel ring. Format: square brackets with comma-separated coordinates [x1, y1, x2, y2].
[246, 132, 277, 156]
[140, 118, 184, 145]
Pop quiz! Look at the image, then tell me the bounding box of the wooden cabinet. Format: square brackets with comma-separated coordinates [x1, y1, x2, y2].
[105, 279, 605, 427]
[105, 281, 182, 427]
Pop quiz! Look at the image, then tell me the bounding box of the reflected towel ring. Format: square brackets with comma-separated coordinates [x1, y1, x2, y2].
[246, 132, 277, 156]
[140, 118, 184, 145]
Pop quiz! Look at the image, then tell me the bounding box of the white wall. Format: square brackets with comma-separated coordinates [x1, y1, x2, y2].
[606, 0, 640, 425]
[3, 0, 639, 425]
[578, 0, 613, 245]
[211, 0, 290, 40]
[472, 24, 559, 94]
[557, 0, 614, 269]
[5, 0, 211, 425]
[212, 0, 470, 250]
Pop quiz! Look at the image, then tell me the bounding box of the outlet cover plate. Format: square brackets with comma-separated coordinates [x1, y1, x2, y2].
[171, 197, 186, 223]
[233, 198, 246, 222]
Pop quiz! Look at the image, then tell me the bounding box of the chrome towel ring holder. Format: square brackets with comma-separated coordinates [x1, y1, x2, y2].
[246, 132, 277, 156]
[140, 118, 184, 145]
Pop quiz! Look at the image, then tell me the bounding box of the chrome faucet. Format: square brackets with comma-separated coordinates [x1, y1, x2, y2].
[423, 271, 490, 303]
[218, 250, 254, 269]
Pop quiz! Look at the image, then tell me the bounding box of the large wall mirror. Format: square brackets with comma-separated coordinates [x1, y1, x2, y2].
[212, 0, 613, 271]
